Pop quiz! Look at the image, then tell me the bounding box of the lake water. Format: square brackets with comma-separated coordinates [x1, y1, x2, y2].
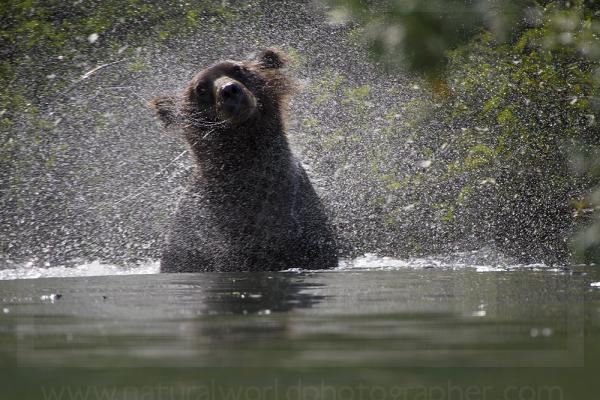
[1, 254, 599, 399]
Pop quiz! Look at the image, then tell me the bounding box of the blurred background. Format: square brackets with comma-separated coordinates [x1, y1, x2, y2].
[1, 0, 600, 268]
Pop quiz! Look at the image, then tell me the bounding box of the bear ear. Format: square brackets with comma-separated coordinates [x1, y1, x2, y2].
[149, 95, 179, 127]
[256, 48, 287, 69]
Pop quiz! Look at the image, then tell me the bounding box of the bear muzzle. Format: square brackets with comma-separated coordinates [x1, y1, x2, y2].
[214, 77, 257, 124]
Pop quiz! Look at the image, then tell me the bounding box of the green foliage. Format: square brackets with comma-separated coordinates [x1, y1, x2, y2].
[0, 0, 239, 195]
[324, 0, 600, 262]
[327, 0, 537, 76]
[329, 0, 600, 76]
[420, 28, 599, 262]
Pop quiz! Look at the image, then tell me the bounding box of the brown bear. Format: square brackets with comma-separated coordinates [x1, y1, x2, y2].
[151, 48, 338, 272]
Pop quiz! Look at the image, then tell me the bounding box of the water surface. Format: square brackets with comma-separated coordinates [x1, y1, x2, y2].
[1, 256, 599, 399]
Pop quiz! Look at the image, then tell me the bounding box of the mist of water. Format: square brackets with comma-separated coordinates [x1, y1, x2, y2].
[0, 1, 560, 274]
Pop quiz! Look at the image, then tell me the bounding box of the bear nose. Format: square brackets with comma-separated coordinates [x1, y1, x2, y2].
[220, 82, 242, 99]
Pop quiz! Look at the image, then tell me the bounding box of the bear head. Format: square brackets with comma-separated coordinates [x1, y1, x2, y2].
[150, 48, 292, 134]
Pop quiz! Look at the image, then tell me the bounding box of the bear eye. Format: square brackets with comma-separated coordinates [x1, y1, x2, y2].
[233, 64, 249, 74]
[196, 82, 209, 98]
[231, 64, 250, 78]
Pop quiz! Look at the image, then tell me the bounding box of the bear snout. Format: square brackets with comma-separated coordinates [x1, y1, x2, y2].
[219, 81, 242, 100]
[214, 77, 257, 123]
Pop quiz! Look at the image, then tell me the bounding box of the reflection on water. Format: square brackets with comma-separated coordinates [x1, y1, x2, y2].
[0, 266, 594, 367]
[0, 256, 599, 399]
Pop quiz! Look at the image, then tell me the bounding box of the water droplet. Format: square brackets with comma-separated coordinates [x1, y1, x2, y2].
[88, 33, 99, 44]
[530, 328, 539, 337]
[419, 160, 432, 168]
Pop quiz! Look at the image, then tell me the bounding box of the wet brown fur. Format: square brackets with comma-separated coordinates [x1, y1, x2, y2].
[150, 48, 337, 272]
